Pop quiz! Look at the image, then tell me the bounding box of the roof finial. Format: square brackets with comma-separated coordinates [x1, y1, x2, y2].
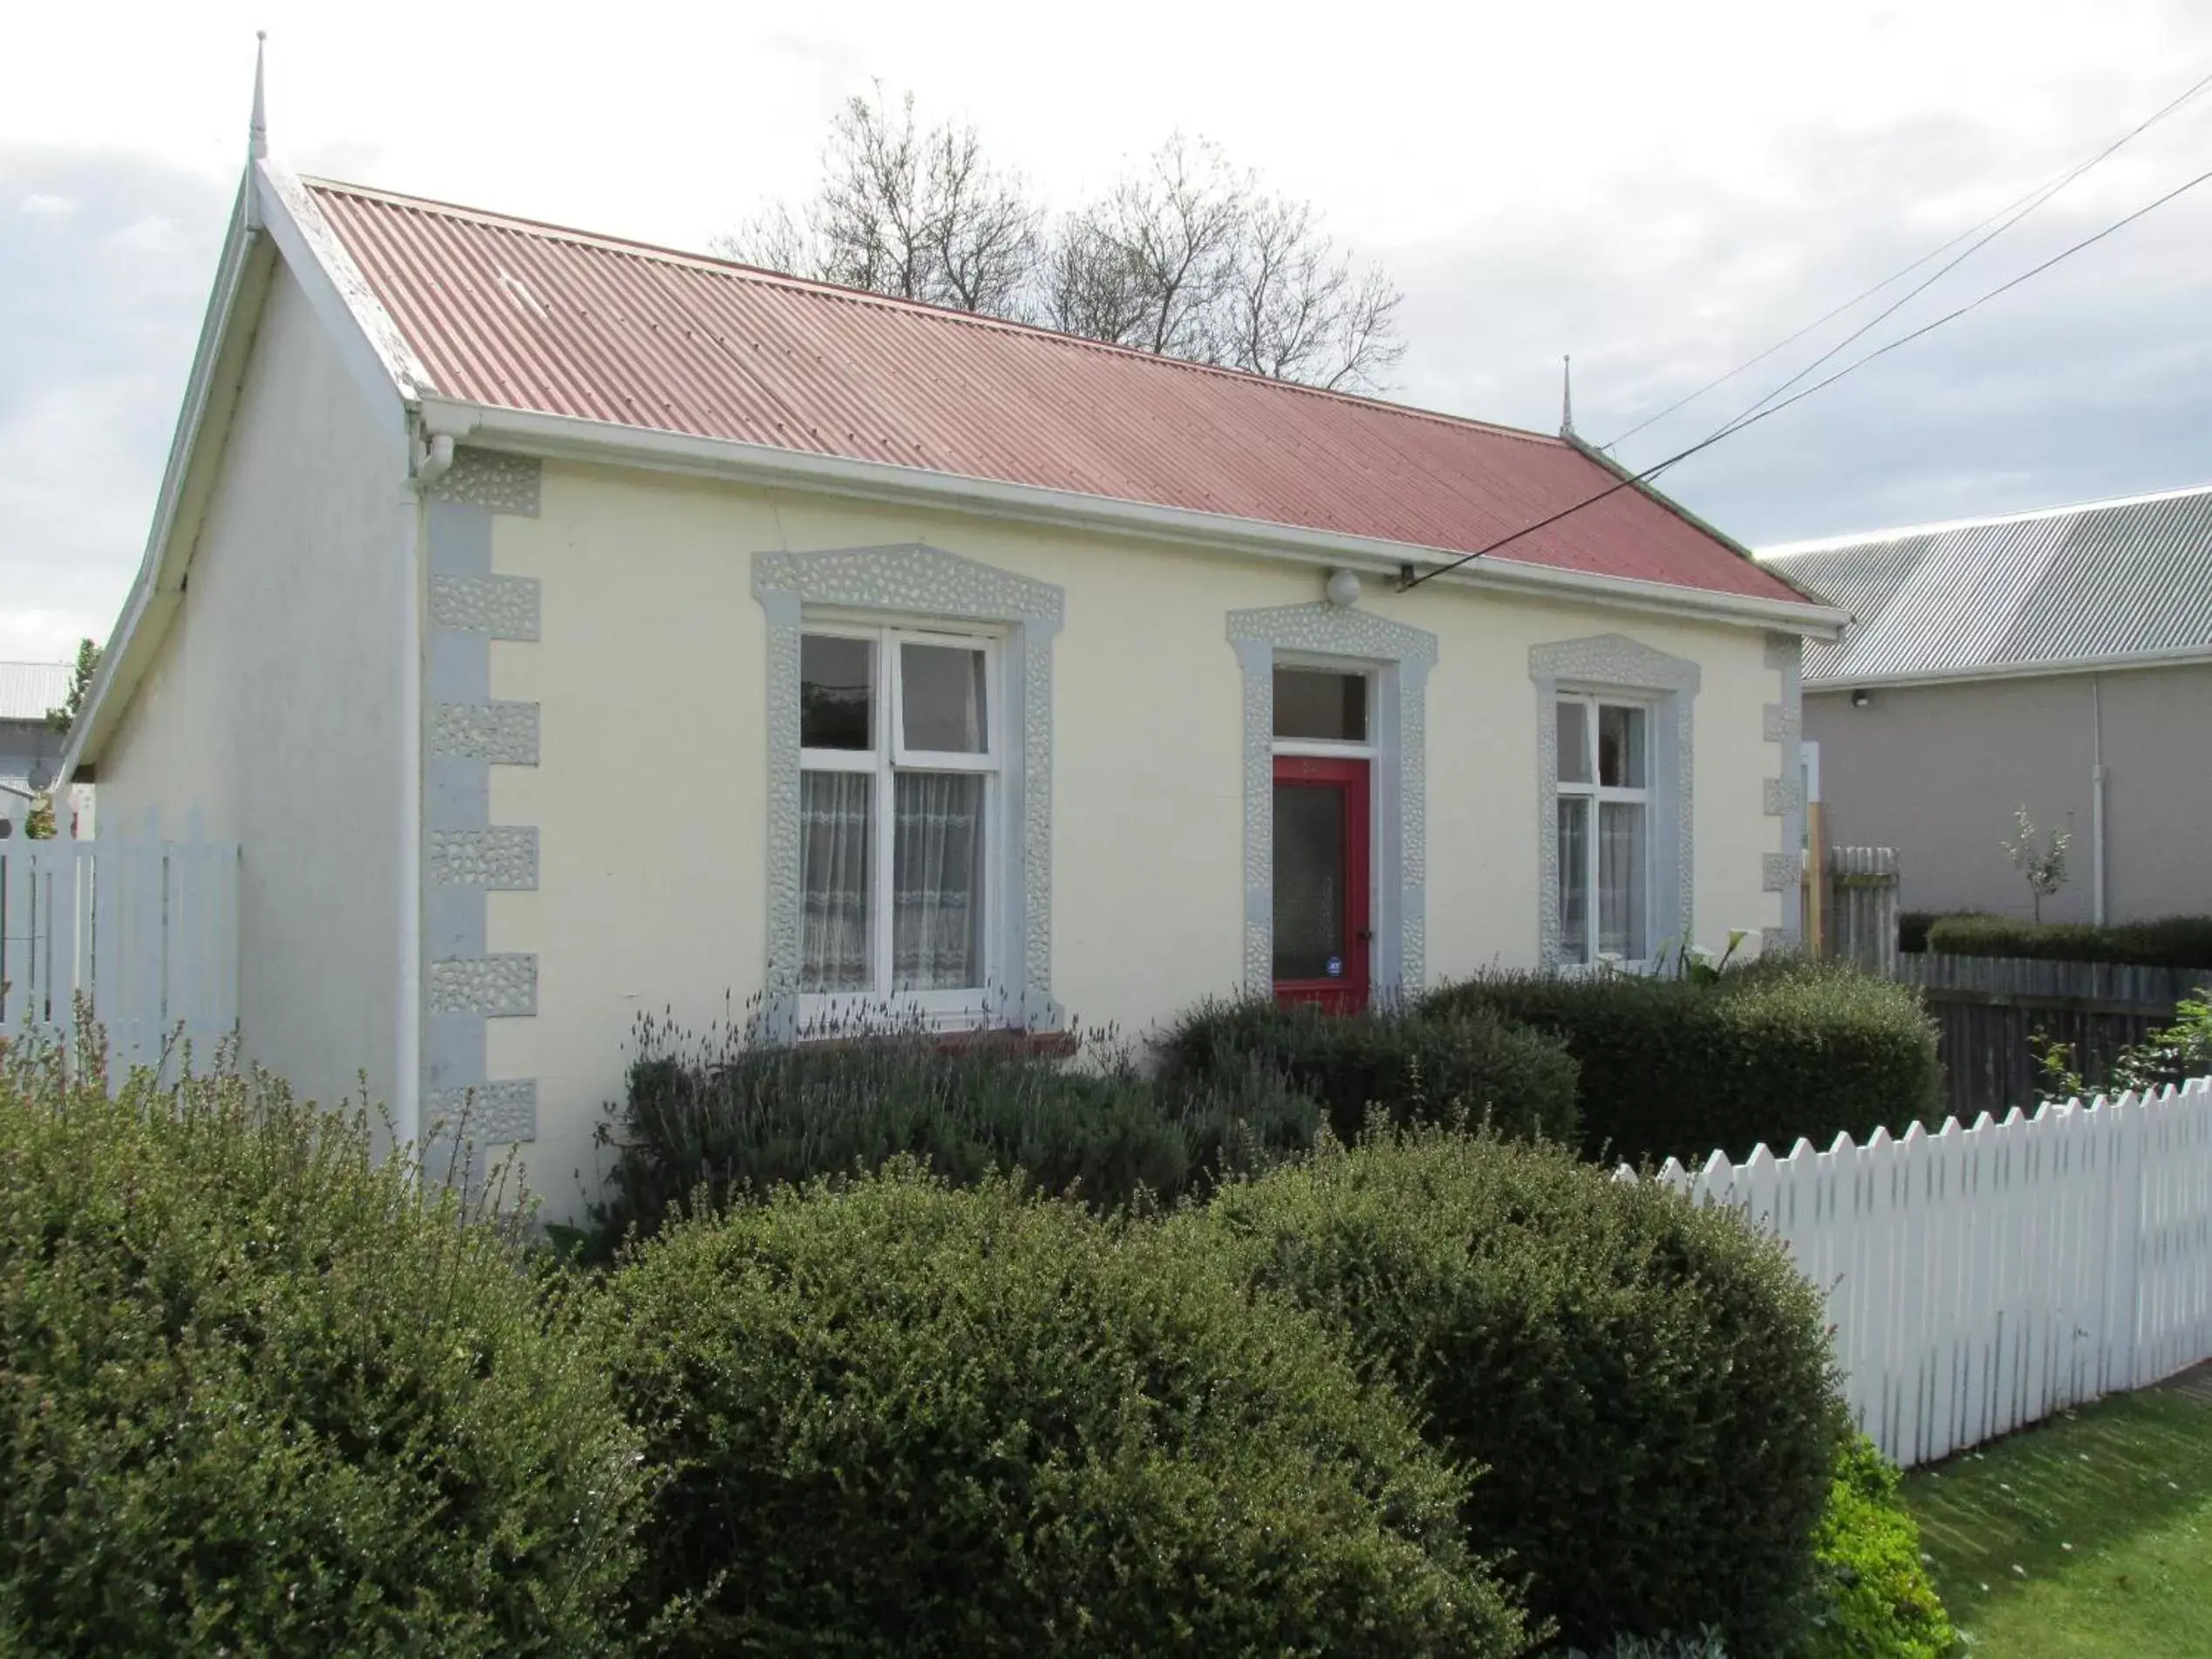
[1560, 353, 1575, 439]
[249, 31, 268, 161]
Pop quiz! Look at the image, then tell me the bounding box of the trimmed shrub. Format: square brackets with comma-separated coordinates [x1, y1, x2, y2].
[591, 1011, 1319, 1251]
[1428, 961, 1941, 1166]
[1197, 1126, 1847, 1654]
[0, 1042, 647, 1656]
[1923, 912, 2212, 971]
[1794, 1436, 1954, 1659]
[1155, 993, 1580, 1145]
[596, 1164, 1530, 1657]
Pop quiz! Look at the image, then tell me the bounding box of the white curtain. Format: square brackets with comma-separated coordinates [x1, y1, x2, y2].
[1599, 801, 1646, 959]
[799, 772, 871, 992]
[894, 772, 985, 989]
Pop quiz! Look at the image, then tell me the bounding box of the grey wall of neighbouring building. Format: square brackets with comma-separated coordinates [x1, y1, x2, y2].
[0, 715, 62, 793]
[1805, 661, 2212, 925]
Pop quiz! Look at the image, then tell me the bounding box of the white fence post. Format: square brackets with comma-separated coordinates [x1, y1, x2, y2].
[1620, 1075, 2212, 1467]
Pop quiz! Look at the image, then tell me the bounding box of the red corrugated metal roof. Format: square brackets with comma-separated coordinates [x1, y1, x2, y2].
[308, 179, 1810, 605]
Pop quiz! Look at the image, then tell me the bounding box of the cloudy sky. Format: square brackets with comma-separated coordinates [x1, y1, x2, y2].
[4, 0, 2209, 660]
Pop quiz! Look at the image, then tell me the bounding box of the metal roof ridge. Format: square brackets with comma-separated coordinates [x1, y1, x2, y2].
[1759, 480, 2212, 558]
[301, 175, 1567, 450]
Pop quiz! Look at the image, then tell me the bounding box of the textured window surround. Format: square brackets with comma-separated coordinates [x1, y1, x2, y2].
[754, 543, 1065, 1040]
[1227, 604, 1437, 997]
[1529, 634, 1700, 968]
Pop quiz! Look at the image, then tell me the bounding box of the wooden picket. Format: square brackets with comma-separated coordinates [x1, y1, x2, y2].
[1626, 1075, 2212, 1465]
[0, 830, 238, 1078]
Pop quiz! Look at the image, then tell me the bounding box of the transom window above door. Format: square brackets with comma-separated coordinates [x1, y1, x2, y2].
[1273, 667, 1370, 743]
[797, 626, 1000, 1017]
[1555, 695, 1649, 964]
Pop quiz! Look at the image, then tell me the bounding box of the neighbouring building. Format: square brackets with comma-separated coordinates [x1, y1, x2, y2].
[0, 661, 71, 825]
[1762, 484, 2212, 925]
[54, 109, 1840, 1216]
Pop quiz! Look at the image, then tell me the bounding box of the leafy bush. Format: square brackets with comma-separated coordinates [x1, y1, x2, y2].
[1197, 1125, 1847, 1654]
[1795, 1436, 1954, 1659]
[595, 1164, 1531, 1656]
[1155, 993, 1580, 1145]
[1922, 912, 2212, 970]
[1556, 1635, 1728, 1659]
[1428, 961, 1940, 1166]
[0, 1040, 647, 1656]
[591, 1010, 1319, 1251]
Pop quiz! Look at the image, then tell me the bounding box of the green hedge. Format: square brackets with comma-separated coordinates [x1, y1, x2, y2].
[1154, 993, 1580, 1146]
[591, 1013, 1319, 1251]
[1427, 962, 1941, 1166]
[596, 1164, 1529, 1656]
[1197, 1128, 1846, 1654]
[1923, 912, 2212, 970]
[0, 1046, 647, 1656]
[1796, 1436, 1954, 1659]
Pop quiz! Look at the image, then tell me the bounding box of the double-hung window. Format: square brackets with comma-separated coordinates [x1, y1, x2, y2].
[797, 625, 1000, 1021]
[1555, 696, 1649, 964]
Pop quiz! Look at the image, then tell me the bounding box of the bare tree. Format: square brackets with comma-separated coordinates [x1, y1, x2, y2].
[720, 93, 1404, 390]
[718, 85, 1036, 316]
[1225, 195, 1405, 391]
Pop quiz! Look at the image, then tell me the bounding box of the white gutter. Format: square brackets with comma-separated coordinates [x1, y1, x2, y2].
[433, 397, 1847, 638]
[1807, 643, 2212, 693]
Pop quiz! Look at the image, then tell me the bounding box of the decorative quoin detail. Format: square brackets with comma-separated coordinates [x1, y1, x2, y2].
[1762, 853, 1799, 893]
[423, 447, 542, 515]
[427, 953, 538, 1018]
[1227, 603, 1436, 995]
[429, 700, 540, 764]
[1530, 633, 1701, 968]
[428, 826, 539, 889]
[1764, 631, 1807, 949]
[429, 574, 541, 639]
[753, 543, 1064, 1036]
[425, 1080, 538, 1144]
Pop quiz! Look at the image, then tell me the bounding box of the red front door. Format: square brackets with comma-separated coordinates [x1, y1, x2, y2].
[1272, 755, 1370, 1012]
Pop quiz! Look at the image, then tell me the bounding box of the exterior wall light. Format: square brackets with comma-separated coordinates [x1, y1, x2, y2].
[1850, 688, 1872, 708]
[1326, 568, 1362, 607]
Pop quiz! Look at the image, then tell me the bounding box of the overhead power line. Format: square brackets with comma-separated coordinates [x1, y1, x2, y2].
[1398, 156, 2212, 592]
[1605, 65, 2212, 450]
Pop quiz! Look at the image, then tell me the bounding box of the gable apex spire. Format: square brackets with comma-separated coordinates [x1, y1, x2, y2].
[249, 31, 268, 161]
[1560, 353, 1574, 439]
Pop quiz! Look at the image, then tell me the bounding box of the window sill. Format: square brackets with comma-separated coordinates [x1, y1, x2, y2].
[794, 1026, 1079, 1060]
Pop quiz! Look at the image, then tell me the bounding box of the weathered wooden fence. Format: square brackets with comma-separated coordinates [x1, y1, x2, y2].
[1826, 846, 1900, 975]
[1628, 1075, 2212, 1467]
[0, 832, 240, 1076]
[1900, 952, 2209, 1119]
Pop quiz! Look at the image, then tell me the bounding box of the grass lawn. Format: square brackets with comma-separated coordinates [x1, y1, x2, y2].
[1902, 1378, 2212, 1656]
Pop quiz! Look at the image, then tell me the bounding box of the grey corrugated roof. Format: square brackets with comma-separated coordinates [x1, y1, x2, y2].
[1758, 484, 2212, 686]
[0, 662, 72, 724]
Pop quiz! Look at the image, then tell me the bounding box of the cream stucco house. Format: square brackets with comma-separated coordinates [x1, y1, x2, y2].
[58, 131, 1842, 1214]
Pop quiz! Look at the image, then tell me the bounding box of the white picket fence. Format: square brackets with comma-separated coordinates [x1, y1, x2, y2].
[0, 832, 240, 1076]
[1631, 1075, 2212, 1467]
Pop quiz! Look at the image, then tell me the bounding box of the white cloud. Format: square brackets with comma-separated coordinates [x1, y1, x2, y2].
[17, 191, 77, 216]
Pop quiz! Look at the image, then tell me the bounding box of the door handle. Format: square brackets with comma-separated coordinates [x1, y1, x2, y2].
[1356, 929, 1375, 942]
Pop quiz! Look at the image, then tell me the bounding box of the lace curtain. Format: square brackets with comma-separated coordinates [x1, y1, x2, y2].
[1598, 801, 1646, 959]
[894, 772, 985, 990]
[799, 773, 870, 992]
